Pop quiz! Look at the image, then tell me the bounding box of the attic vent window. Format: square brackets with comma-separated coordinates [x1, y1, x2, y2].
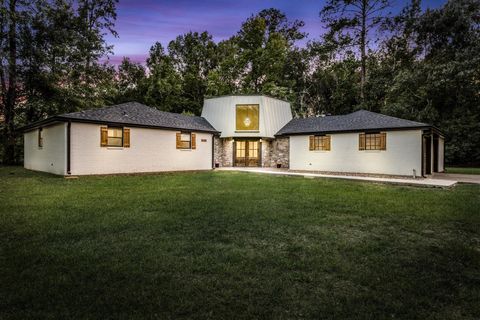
[236, 104, 259, 131]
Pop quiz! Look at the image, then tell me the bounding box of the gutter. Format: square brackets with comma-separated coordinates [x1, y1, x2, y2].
[67, 121, 71, 175]
[211, 135, 215, 169]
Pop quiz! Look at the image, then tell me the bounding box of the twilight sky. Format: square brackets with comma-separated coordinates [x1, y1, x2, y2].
[105, 0, 447, 65]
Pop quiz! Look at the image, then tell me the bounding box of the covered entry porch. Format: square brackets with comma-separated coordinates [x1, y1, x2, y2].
[213, 137, 290, 168]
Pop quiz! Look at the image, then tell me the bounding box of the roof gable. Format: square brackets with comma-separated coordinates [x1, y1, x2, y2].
[276, 110, 429, 136]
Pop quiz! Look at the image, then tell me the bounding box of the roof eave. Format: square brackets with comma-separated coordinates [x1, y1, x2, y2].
[20, 116, 220, 134]
[18, 116, 64, 133]
[275, 125, 432, 137]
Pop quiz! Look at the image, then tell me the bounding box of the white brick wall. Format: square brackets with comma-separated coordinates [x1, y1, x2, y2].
[24, 123, 67, 175]
[70, 123, 213, 175]
[289, 130, 423, 176]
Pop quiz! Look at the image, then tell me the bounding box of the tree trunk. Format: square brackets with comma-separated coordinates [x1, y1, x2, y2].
[360, 0, 367, 105]
[3, 0, 17, 164]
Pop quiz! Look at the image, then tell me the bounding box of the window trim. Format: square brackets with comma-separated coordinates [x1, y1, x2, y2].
[235, 104, 260, 132]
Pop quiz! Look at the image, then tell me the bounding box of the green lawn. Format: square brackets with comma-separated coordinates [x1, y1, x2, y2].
[1, 167, 479, 320]
[446, 167, 480, 175]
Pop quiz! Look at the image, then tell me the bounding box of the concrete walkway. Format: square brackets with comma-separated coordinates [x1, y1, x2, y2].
[217, 167, 457, 188]
[432, 173, 480, 184]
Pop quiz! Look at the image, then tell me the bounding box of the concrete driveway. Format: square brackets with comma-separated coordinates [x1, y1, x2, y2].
[434, 173, 480, 184]
[218, 167, 457, 187]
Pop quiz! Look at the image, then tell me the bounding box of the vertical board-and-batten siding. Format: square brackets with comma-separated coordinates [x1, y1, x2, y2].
[201, 96, 292, 138]
[70, 123, 212, 175]
[289, 130, 423, 176]
[24, 122, 67, 175]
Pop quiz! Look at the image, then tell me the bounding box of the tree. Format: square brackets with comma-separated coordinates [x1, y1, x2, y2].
[76, 0, 118, 76]
[0, 0, 118, 164]
[206, 38, 241, 96]
[115, 57, 146, 103]
[0, 0, 19, 164]
[167, 31, 217, 114]
[144, 42, 182, 112]
[236, 8, 306, 94]
[319, 0, 392, 104]
[384, 0, 480, 164]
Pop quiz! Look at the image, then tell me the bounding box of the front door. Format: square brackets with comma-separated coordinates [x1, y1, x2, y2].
[234, 139, 260, 167]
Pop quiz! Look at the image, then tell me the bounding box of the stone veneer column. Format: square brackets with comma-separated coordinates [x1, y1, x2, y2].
[213, 136, 233, 167]
[261, 139, 272, 167]
[270, 137, 290, 168]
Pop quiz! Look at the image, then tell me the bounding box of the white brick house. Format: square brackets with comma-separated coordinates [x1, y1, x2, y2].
[22, 96, 444, 177]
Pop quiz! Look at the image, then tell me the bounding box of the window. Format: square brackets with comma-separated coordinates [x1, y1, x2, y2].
[179, 132, 191, 149]
[359, 132, 386, 150]
[176, 132, 196, 149]
[38, 128, 43, 148]
[107, 127, 123, 147]
[309, 135, 331, 151]
[236, 104, 259, 131]
[100, 127, 130, 148]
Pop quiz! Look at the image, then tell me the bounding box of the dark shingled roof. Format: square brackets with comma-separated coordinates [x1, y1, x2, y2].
[22, 102, 219, 133]
[276, 110, 430, 136]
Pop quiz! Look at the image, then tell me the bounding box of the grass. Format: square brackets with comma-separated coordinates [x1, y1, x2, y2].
[446, 167, 480, 175]
[1, 167, 479, 320]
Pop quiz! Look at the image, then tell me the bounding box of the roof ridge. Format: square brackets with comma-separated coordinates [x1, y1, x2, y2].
[62, 101, 209, 121]
[346, 109, 427, 126]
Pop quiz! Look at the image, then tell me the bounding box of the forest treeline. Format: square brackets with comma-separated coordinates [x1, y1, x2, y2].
[1, 0, 479, 165]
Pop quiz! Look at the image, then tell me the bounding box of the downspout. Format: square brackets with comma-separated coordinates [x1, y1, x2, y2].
[259, 139, 262, 167]
[211, 134, 215, 169]
[67, 121, 71, 174]
[442, 137, 445, 173]
[421, 132, 424, 178]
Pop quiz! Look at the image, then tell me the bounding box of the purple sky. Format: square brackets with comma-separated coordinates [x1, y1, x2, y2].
[105, 0, 447, 65]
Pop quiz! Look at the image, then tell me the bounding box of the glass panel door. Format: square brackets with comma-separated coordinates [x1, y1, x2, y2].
[235, 141, 246, 166]
[247, 141, 259, 167]
[234, 139, 260, 167]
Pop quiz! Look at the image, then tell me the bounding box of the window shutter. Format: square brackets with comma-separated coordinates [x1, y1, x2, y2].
[123, 128, 130, 148]
[380, 132, 386, 150]
[191, 133, 196, 149]
[359, 133, 365, 150]
[309, 136, 314, 151]
[176, 132, 181, 149]
[326, 135, 331, 151]
[100, 127, 108, 147]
